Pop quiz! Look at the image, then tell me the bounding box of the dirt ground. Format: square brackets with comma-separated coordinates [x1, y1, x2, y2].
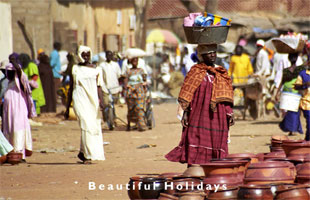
[0, 102, 306, 200]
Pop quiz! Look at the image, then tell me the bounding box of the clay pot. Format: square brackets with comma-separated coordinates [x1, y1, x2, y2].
[244, 161, 295, 185]
[296, 162, 310, 184]
[270, 146, 285, 153]
[237, 185, 273, 199]
[272, 135, 289, 141]
[127, 176, 144, 200]
[211, 159, 249, 184]
[177, 190, 205, 200]
[305, 185, 310, 197]
[183, 165, 205, 178]
[202, 162, 241, 187]
[158, 193, 178, 200]
[139, 177, 166, 199]
[159, 172, 183, 180]
[226, 153, 259, 163]
[282, 140, 310, 160]
[207, 186, 238, 200]
[6, 152, 22, 165]
[263, 152, 286, 160]
[0, 155, 7, 164]
[166, 177, 202, 195]
[269, 183, 299, 197]
[275, 185, 310, 199]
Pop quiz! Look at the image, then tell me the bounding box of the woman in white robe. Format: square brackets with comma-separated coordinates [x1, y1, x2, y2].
[65, 46, 105, 164]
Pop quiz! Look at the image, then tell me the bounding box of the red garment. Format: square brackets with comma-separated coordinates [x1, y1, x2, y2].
[165, 73, 233, 164]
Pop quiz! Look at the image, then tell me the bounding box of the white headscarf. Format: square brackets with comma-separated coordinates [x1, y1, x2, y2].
[78, 45, 92, 63]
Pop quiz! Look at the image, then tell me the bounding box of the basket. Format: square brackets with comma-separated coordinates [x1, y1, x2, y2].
[183, 25, 230, 44]
[272, 39, 305, 54]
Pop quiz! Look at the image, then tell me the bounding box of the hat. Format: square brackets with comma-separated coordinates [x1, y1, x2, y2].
[197, 44, 218, 55]
[256, 39, 265, 47]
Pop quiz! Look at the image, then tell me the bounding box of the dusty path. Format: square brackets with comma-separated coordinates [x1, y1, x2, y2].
[0, 103, 306, 199]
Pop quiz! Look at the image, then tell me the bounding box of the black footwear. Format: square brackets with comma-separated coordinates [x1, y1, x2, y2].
[21, 159, 27, 163]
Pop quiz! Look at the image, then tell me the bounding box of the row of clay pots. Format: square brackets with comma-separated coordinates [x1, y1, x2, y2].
[159, 183, 310, 200]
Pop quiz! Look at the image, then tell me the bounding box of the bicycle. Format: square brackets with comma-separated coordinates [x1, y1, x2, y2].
[102, 87, 127, 130]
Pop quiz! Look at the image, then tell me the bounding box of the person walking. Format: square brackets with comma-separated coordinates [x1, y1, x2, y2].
[64, 45, 105, 164]
[38, 53, 56, 113]
[165, 44, 234, 165]
[19, 53, 45, 115]
[99, 50, 121, 105]
[294, 67, 310, 141]
[3, 55, 36, 161]
[276, 53, 306, 136]
[124, 57, 147, 132]
[50, 42, 62, 103]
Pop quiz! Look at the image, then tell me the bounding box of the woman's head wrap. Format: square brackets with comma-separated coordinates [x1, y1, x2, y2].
[77, 45, 92, 63]
[197, 44, 217, 61]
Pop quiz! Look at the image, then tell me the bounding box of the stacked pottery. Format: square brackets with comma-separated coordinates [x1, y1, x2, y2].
[237, 185, 274, 199]
[201, 162, 241, 197]
[282, 140, 310, 160]
[244, 161, 295, 185]
[274, 185, 310, 199]
[139, 177, 166, 199]
[270, 135, 288, 153]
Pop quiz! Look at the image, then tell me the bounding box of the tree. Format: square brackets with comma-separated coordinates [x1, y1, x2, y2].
[133, 0, 149, 50]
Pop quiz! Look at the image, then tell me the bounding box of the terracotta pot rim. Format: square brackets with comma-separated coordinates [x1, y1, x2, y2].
[248, 161, 292, 168]
[296, 175, 310, 179]
[244, 177, 294, 181]
[172, 176, 203, 180]
[275, 185, 309, 192]
[159, 193, 178, 199]
[239, 185, 271, 189]
[283, 143, 310, 147]
[141, 177, 166, 182]
[211, 160, 249, 164]
[282, 139, 305, 143]
[227, 153, 258, 157]
[201, 162, 242, 167]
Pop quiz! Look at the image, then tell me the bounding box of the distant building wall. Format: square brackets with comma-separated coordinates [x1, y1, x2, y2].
[0, 2, 13, 62]
[3, 0, 53, 58]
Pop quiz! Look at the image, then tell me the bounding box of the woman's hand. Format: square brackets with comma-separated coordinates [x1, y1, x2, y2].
[228, 114, 235, 126]
[181, 110, 189, 127]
